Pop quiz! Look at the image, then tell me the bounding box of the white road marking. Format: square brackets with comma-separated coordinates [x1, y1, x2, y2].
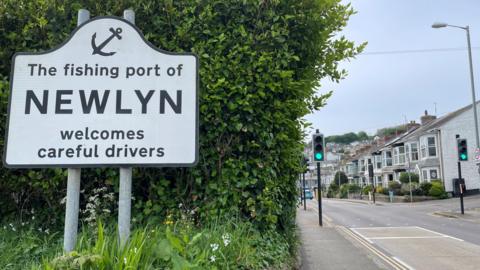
[368, 236, 446, 240]
[353, 226, 416, 230]
[415, 226, 464, 242]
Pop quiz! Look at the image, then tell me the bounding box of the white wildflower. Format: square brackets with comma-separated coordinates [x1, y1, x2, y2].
[210, 255, 216, 262]
[45, 229, 50, 234]
[11, 227, 16, 232]
[9, 223, 13, 227]
[222, 233, 231, 246]
[123, 257, 127, 264]
[32, 216, 35, 220]
[60, 196, 67, 204]
[210, 243, 219, 252]
[134, 247, 138, 254]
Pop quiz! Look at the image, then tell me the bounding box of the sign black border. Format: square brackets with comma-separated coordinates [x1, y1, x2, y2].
[3, 16, 199, 168]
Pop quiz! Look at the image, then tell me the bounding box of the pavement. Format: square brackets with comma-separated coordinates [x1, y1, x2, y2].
[298, 195, 480, 270]
[297, 204, 391, 270]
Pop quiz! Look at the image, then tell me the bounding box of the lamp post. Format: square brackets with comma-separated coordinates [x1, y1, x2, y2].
[432, 22, 480, 151]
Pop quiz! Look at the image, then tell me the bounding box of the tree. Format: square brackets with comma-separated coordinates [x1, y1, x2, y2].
[357, 131, 369, 141]
[334, 171, 349, 185]
[399, 172, 419, 183]
[325, 131, 369, 144]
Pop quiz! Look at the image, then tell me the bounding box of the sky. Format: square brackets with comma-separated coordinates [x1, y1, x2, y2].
[305, 0, 480, 137]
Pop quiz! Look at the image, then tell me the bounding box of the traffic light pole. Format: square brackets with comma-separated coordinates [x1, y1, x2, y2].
[371, 176, 376, 204]
[317, 162, 322, 226]
[457, 161, 465, 215]
[303, 171, 307, 211]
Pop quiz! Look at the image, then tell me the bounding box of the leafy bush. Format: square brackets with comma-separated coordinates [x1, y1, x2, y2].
[327, 183, 339, 198]
[399, 172, 419, 184]
[362, 185, 372, 194]
[420, 182, 433, 195]
[429, 180, 448, 199]
[334, 171, 349, 186]
[0, 0, 363, 234]
[339, 183, 361, 198]
[388, 181, 403, 195]
[376, 186, 385, 194]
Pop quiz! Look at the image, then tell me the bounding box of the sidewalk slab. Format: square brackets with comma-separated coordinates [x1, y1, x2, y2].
[433, 207, 480, 223]
[297, 207, 387, 270]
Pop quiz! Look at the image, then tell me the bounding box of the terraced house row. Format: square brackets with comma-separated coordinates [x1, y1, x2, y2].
[303, 103, 480, 195]
[341, 104, 480, 195]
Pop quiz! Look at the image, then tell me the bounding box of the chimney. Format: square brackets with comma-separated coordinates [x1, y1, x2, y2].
[420, 110, 436, 125]
[407, 120, 420, 130]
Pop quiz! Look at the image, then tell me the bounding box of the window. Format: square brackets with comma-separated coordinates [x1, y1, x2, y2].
[422, 170, 428, 181]
[420, 136, 437, 158]
[410, 143, 419, 161]
[428, 137, 437, 157]
[421, 167, 440, 181]
[393, 146, 405, 165]
[360, 160, 365, 172]
[375, 155, 382, 169]
[384, 150, 392, 166]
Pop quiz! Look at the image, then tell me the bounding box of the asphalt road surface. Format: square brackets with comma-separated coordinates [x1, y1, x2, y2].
[306, 195, 480, 270]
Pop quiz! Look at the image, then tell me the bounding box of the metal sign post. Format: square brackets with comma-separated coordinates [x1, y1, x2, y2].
[368, 162, 375, 204]
[117, 9, 135, 249]
[63, 9, 90, 253]
[303, 169, 307, 211]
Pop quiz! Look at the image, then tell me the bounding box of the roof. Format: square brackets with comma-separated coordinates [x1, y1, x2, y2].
[401, 101, 480, 142]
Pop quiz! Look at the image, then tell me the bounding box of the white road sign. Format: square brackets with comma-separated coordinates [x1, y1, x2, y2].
[4, 17, 198, 167]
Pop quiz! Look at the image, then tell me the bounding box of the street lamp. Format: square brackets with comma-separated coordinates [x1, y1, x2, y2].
[432, 22, 480, 151]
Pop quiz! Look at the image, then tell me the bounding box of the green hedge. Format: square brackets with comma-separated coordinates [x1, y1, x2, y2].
[0, 0, 363, 233]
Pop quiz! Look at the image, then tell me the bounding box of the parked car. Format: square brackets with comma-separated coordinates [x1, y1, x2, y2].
[304, 189, 314, 200]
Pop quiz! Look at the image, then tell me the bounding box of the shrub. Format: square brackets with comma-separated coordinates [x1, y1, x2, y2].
[419, 182, 433, 195]
[339, 183, 360, 198]
[388, 181, 402, 195]
[327, 183, 339, 198]
[376, 186, 385, 194]
[399, 172, 419, 184]
[362, 185, 372, 194]
[429, 180, 448, 199]
[334, 171, 349, 186]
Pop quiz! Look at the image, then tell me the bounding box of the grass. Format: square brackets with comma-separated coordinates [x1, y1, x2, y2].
[0, 223, 62, 269]
[0, 219, 296, 270]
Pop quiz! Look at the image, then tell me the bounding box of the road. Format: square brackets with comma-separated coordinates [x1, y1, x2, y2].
[305, 195, 480, 270]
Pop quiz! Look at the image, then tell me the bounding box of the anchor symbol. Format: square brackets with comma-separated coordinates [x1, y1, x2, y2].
[91, 27, 122, 56]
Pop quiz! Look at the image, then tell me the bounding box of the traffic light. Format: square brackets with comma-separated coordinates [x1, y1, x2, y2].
[457, 139, 468, 161]
[301, 157, 309, 173]
[312, 134, 324, 162]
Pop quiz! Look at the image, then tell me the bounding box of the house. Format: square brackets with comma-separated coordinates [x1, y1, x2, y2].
[398, 106, 480, 193]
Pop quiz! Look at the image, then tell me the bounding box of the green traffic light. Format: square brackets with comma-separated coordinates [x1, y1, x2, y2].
[460, 153, 467, 160]
[315, 152, 323, 160]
